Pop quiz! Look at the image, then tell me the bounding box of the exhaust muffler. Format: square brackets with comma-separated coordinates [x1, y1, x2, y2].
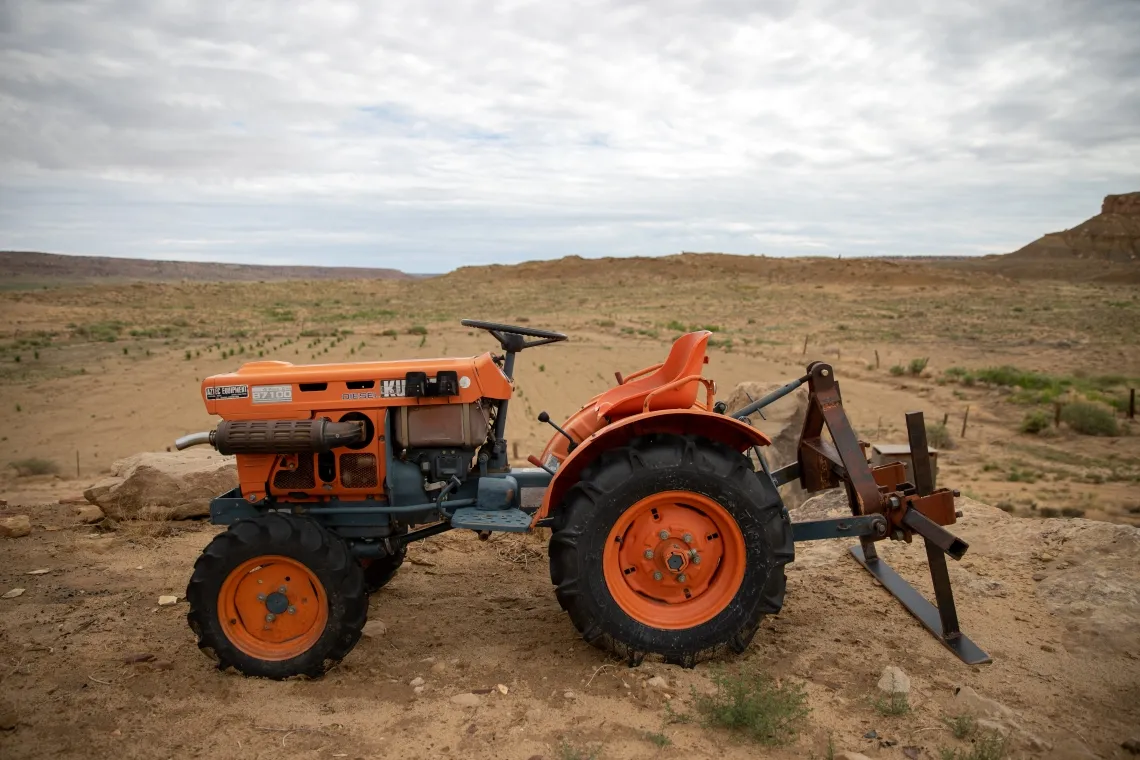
[174, 419, 367, 455]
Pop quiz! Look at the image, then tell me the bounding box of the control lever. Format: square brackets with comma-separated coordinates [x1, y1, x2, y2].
[537, 411, 577, 452]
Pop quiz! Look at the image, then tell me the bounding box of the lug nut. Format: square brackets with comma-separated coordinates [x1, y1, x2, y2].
[644, 549, 654, 559]
[265, 613, 276, 622]
[653, 571, 663, 581]
[692, 555, 701, 565]
[658, 530, 669, 540]
[287, 606, 296, 615]
[257, 593, 266, 602]
[277, 586, 287, 593]
[677, 574, 687, 583]
[682, 533, 693, 544]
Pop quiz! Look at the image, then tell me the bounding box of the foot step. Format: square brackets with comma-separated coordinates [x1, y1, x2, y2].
[450, 507, 532, 533]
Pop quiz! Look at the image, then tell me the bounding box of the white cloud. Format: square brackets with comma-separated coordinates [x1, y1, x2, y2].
[1, 0, 1138, 270]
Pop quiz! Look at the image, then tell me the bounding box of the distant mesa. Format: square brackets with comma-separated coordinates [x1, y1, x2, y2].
[0, 250, 414, 284]
[1006, 191, 1140, 266]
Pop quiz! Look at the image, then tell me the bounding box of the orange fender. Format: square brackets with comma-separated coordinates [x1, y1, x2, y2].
[530, 409, 771, 527]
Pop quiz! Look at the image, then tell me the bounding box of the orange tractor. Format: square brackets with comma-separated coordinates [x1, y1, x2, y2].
[177, 320, 988, 679]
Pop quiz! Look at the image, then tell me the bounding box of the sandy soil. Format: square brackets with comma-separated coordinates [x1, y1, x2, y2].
[2, 495, 1138, 760]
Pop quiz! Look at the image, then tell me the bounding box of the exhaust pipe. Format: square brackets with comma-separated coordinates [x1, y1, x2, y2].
[173, 419, 366, 455]
[175, 431, 214, 450]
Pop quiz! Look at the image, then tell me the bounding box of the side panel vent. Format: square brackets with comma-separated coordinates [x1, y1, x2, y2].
[340, 453, 378, 489]
[273, 455, 316, 489]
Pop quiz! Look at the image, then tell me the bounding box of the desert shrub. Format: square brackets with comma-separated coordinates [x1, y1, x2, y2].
[945, 714, 976, 740]
[1060, 402, 1118, 436]
[1038, 506, 1060, 518]
[875, 692, 910, 716]
[407, 325, 428, 336]
[1020, 410, 1052, 434]
[690, 669, 809, 745]
[926, 422, 955, 450]
[10, 457, 60, 476]
[596, 319, 616, 328]
[889, 365, 905, 376]
[908, 357, 930, 375]
[995, 501, 1015, 513]
[1060, 507, 1085, 518]
[939, 728, 1008, 760]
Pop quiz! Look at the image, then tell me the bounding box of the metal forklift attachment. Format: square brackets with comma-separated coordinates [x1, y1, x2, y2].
[734, 362, 991, 665]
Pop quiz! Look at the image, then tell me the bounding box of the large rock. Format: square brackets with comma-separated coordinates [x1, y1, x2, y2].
[724, 381, 809, 507]
[0, 515, 31, 538]
[83, 449, 237, 520]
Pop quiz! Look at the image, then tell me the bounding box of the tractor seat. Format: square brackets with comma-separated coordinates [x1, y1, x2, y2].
[593, 331, 712, 419]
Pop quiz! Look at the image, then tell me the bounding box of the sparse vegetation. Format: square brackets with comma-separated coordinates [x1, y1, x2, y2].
[945, 713, 976, 739]
[557, 739, 600, 760]
[908, 357, 929, 375]
[1060, 401, 1119, 436]
[939, 728, 1008, 760]
[642, 730, 671, 747]
[1060, 507, 1086, 518]
[1020, 410, 1052, 434]
[926, 422, 955, 450]
[10, 457, 60, 476]
[874, 691, 910, 716]
[1039, 506, 1060, 518]
[689, 669, 809, 745]
[889, 364, 905, 376]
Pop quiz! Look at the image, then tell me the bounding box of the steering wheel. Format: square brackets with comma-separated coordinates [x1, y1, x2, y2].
[461, 319, 567, 352]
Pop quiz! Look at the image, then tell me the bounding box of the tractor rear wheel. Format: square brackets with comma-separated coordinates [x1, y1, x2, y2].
[548, 434, 793, 666]
[186, 513, 367, 679]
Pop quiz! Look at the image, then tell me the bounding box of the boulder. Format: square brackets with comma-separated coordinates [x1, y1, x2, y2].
[0, 515, 31, 539]
[724, 381, 809, 507]
[75, 505, 105, 524]
[83, 449, 237, 520]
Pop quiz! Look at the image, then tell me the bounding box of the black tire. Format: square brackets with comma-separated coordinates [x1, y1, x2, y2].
[362, 543, 407, 594]
[548, 434, 794, 667]
[186, 513, 367, 679]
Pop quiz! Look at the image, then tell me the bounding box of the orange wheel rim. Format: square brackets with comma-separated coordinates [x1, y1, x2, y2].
[217, 555, 328, 661]
[603, 491, 746, 629]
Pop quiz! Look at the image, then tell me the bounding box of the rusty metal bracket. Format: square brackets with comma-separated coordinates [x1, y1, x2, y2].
[779, 363, 990, 665]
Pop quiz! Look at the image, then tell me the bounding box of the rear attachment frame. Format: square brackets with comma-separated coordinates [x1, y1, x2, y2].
[736, 362, 991, 666]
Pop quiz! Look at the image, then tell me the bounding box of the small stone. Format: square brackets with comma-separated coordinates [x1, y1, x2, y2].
[413, 685, 425, 695]
[953, 685, 1015, 718]
[150, 660, 174, 671]
[863, 729, 879, 739]
[524, 708, 543, 722]
[157, 595, 178, 606]
[123, 653, 156, 664]
[496, 684, 509, 695]
[0, 515, 31, 539]
[903, 747, 921, 759]
[1040, 644, 1056, 653]
[836, 753, 874, 760]
[59, 495, 87, 505]
[75, 505, 105, 524]
[2, 588, 25, 599]
[877, 665, 911, 694]
[450, 693, 482, 707]
[646, 676, 669, 690]
[563, 690, 577, 700]
[1122, 738, 1140, 755]
[26, 569, 50, 575]
[431, 661, 447, 674]
[362, 620, 387, 638]
[410, 677, 425, 687]
[1032, 572, 1047, 581]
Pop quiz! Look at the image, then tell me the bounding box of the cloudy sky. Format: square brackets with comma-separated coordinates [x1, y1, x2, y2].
[1, 0, 1138, 272]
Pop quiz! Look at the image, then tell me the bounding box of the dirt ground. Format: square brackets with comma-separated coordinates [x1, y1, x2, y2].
[1, 496, 1138, 760]
[2, 253, 1140, 759]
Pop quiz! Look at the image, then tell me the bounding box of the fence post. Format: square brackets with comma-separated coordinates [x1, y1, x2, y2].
[875, 349, 880, 369]
[960, 406, 969, 438]
[1054, 402, 1062, 428]
[1130, 388, 1136, 420]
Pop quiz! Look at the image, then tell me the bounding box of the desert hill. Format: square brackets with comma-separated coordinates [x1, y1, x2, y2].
[0, 250, 414, 286]
[944, 192, 1140, 283]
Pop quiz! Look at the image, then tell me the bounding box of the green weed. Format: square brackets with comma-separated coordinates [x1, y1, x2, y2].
[939, 729, 1008, 760]
[1060, 402, 1119, 436]
[889, 365, 905, 376]
[926, 422, 954, 450]
[690, 669, 809, 745]
[908, 357, 930, 375]
[557, 739, 600, 760]
[9, 457, 60, 476]
[874, 692, 910, 716]
[1020, 410, 1051, 435]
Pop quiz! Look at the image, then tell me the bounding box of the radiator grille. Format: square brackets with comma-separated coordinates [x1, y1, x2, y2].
[340, 453, 378, 489]
[273, 455, 316, 490]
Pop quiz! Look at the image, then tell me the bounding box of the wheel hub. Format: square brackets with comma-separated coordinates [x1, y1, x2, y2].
[218, 555, 328, 661]
[603, 490, 746, 629]
[265, 591, 290, 615]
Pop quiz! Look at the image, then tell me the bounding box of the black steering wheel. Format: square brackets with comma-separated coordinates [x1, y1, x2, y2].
[461, 319, 567, 352]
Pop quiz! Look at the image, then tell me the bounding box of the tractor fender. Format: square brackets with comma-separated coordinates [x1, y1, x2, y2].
[531, 409, 771, 527]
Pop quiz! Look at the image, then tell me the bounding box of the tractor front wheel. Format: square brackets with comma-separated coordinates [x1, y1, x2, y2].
[548, 434, 793, 666]
[186, 513, 367, 679]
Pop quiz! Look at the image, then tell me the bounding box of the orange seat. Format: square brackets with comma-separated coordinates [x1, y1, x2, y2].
[594, 331, 712, 419]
